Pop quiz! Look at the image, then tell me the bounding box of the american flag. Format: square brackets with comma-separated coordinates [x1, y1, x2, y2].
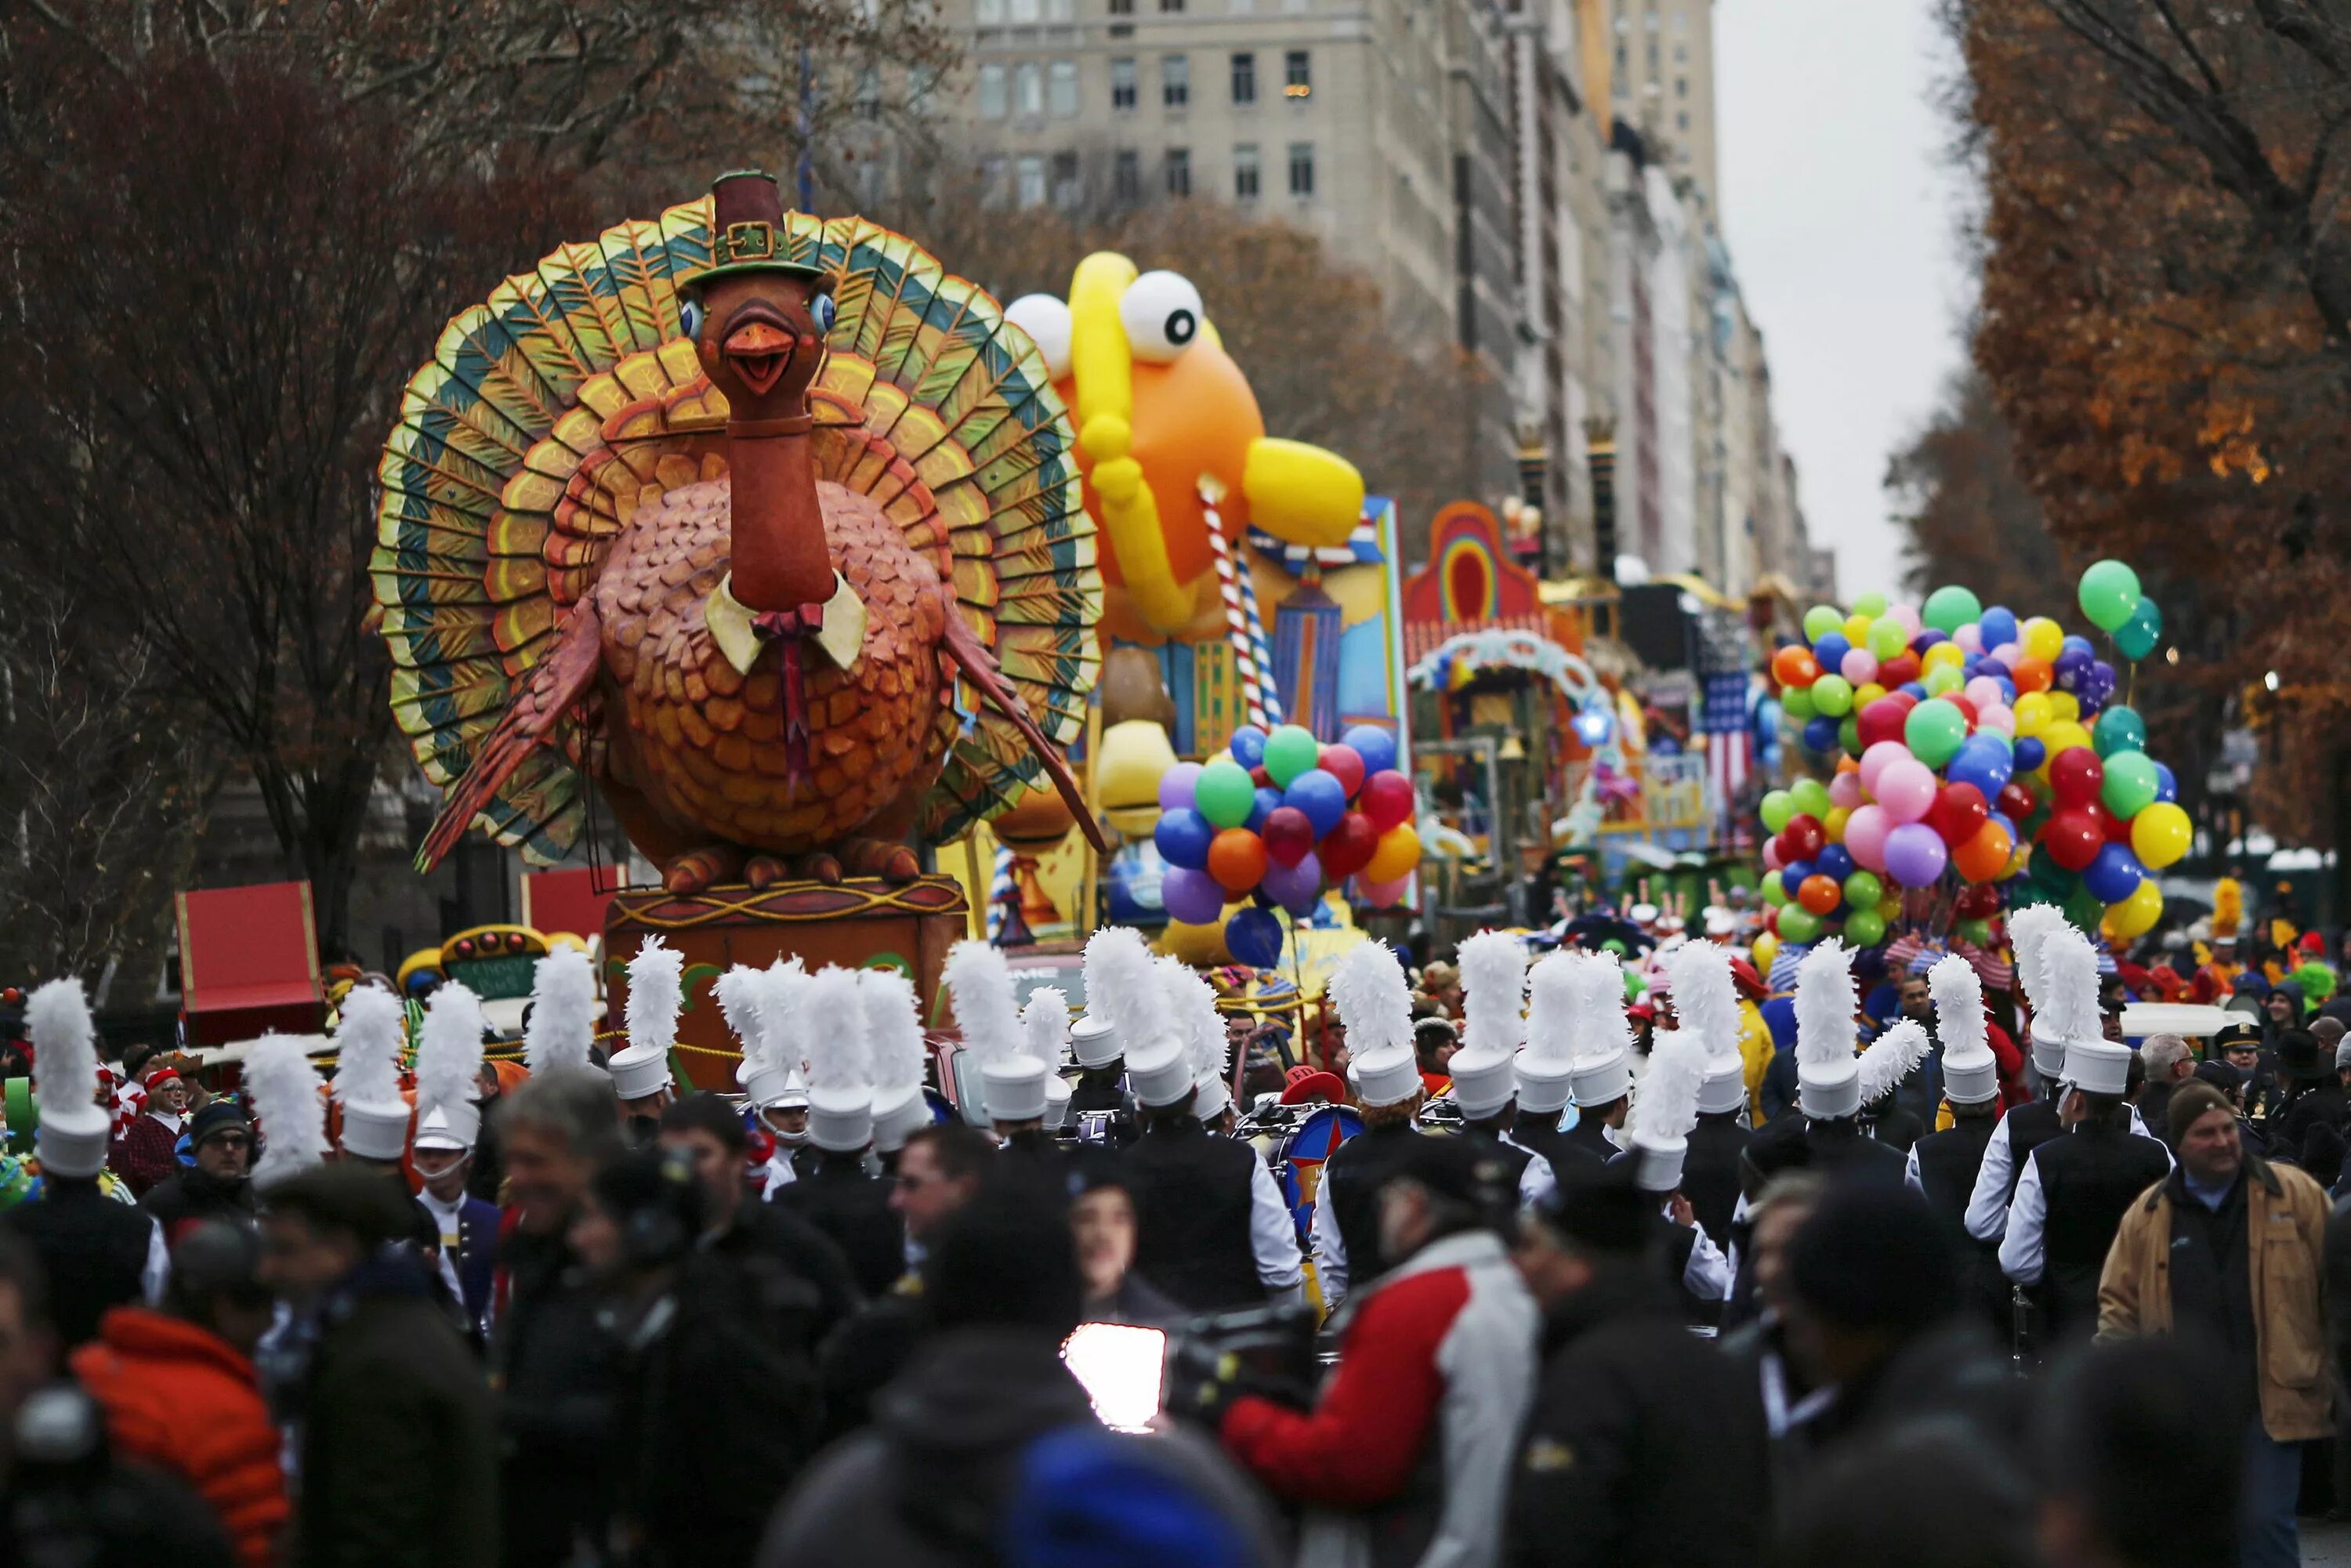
[1701, 669, 1754, 830]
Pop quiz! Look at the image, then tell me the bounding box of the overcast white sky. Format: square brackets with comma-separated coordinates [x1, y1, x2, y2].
[1712, 0, 1972, 601]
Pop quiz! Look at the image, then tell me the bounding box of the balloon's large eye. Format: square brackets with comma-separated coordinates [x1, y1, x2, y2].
[1120, 271, 1204, 363]
[679, 298, 704, 341]
[1004, 293, 1074, 380]
[811, 293, 836, 335]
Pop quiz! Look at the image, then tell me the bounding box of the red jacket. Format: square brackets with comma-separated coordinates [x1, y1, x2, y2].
[71, 1307, 286, 1568]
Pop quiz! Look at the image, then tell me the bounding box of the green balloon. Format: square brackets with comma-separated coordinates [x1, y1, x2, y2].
[1262, 724, 1320, 787]
[1803, 605, 1843, 641]
[1843, 908, 1887, 947]
[2092, 706, 2147, 758]
[1811, 674, 1854, 717]
[1853, 591, 1889, 619]
[2100, 750, 2158, 818]
[1839, 715, 1864, 758]
[1922, 585, 1983, 635]
[1922, 664, 1963, 697]
[1843, 870, 1883, 907]
[1777, 906, 1823, 944]
[1867, 618, 1909, 661]
[1904, 697, 1969, 768]
[2113, 595, 2163, 662]
[1759, 789, 1795, 834]
[1788, 778, 1833, 820]
[1958, 917, 1992, 946]
[1624, 969, 1646, 1001]
[2078, 559, 2142, 632]
[1782, 685, 1817, 722]
[1194, 759, 1258, 827]
[1760, 875, 1790, 908]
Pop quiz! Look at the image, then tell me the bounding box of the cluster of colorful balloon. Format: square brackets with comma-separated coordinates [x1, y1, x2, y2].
[1759, 560, 2183, 949]
[1153, 723, 1421, 965]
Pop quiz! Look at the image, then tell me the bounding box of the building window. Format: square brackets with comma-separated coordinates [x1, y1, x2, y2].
[978, 0, 1005, 20]
[1162, 54, 1189, 107]
[1675, 75, 1686, 97]
[1615, 44, 1627, 73]
[978, 63, 1008, 118]
[1284, 49, 1311, 96]
[1166, 146, 1191, 196]
[1234, 143, 1260, 198]
[1046, 0, 1074, 19]
[1052, 151, 1081, 207]
[856, 66, 882, 119]
[1050, 59, 1080, 114]
[1017, 154, 1047, 208]
[1110, 56, 1137, 110]
[1114, 149, 1141, 201]
[1109, 0, 1132, 12]
[1231, 52, 1257, 105]
[1160, 0, 1184, 12]
[1011, 0, 1040, 20]
[1676, 110, 1690, 130]
[980, 155, 1007, 200]
[1015, 61, 1044, 115]
[1287, 140, 1313, 197]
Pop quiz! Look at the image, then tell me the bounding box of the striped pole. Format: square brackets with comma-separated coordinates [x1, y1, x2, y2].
[984, 844, 1016, 943]
[1200, 488, 1283, 728]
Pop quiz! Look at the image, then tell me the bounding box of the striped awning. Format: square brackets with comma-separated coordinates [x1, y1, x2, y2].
[1404, 611, 1556, 665]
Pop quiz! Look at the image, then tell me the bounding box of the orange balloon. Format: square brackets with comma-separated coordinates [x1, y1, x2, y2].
[1206, 827, 1270, 892]
[1772, 646, 1822, 687]
[1835, 754, 1860, 774]
[2009, 657, 2053, 695]
[1952, 819, 2015, 883]
[1798, 874, 1843, 916]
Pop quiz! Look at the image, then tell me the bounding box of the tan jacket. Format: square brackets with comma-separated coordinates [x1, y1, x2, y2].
[2096, 1156, 2332, 1440]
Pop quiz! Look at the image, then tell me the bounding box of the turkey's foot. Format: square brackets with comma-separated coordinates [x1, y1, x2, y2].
[794, 849, 845, 885]
[664, 845, 744, 894]
[835, 837, 923, 884]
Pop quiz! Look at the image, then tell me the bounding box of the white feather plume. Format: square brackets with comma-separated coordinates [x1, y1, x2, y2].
[751, 958, 808, 1077]
[1929, 953, 1991, 1068]
[246, 1033, 328, 1185]
[1794, 938, 1857, 1074]
[802, 965, 871, 1093]
[1859, 1019, 1933, 1104]
[1629, 1027, 1705, 1148]
[861, 968, 928, 1095]
[715, 965, 767, 1056]
[2008, 904, 2069, 1013]
[2041, 925, 2104, 1045]
[1456, 930, 1528, 1059]
[1023, 987, 1072, 1067]
[944, 940, 1024, 1069]
[1558, 950, 1635, 1068]
[523, 947, 597, 1075]
[1328, 940, 1414, 1060]
[27, 978, 98, 1118]
[332, 984, 406, 1107]
[1523, 951, 1581, 1068]
[1661, 940, 1740, 1070]
[1083, 925, 1161, 1059]
[1158, 955, 1226, 1080]
[625, 937, 683, 1056]
[415, 980, 485, 1120]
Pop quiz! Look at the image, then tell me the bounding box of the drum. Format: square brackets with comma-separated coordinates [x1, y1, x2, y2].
[1275, 1104, 1362, 1242]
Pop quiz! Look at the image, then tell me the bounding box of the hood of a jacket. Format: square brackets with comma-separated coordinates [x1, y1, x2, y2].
[93, 1305, 255, 1382]
[874, 1325, 1095, 1460]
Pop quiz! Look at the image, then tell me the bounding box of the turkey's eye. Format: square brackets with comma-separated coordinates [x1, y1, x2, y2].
[679, 298, 704, 341]
[1120, 271, 1204, 362]
[811, 294, 836, 335]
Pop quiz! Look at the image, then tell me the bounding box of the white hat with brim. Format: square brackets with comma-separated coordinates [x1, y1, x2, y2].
[807, 1088, 873, 1153]
[412, 1103, 479, 1153]
[1516, 1053, 1574, 1115]
[35, 1103, 111, 1181]
[738, 1059, 805, 1112]
[2028, 1019, 2067, 1080]
[1043, 1075, 1074, 1131]
[1799, 1056, 1861, 1122]
[871, 1085, 931, 1153]
[1070, 1014, 1121, 1070]
[1127, 1037, 1197, 1109]
[2061, 1036, 2132, 1098]
[1635, 1136, 1686, 1193]
[984, 1056, 1052, 1124]
[1448, 1048, 1516, 1120]
[1942, 1049, 2002, 1106]
[1192, 1072, 1233, 1123]
[1697, 1058, 1747, 1117]
[339, 1098, 413, 1162]
[608, 1042, 673, 1102]
[1569, 1049, 1633, 1109]
[1348, 1045, 1422, 1109]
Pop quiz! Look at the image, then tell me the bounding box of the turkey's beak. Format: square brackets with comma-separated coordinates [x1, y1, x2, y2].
[723, 315, 795, 397]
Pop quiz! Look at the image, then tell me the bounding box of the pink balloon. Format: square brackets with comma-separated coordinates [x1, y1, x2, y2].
[1844, 803, 1893, 873]
[1963, 675, 2004, 709]
[1857, 741, 1911, 797]
[1839, 647, 1878, 686]
[1875, 758, 1940, 824]
[1988, 642, 2020, 669]
[1359, 875, 1411, 908]
[1828, 770, 1866, 811]
[1886, 603, 1922, 636]
[1762, 838, 1785, 871]
[1976, 703, 2016, 737]
[1954, 624, 1984, 654]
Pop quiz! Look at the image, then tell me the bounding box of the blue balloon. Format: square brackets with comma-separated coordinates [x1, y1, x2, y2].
[1947, 740, 2012, 798]
[1224, 907, 1284, 968]
[1813, 632, 1853, 669]
[1341, 724, 1398, 777]
[1897, 682, 1929, 701]
[1782, 862, 1816, 899]
[1228, 725, 1268, 769]
[2083, 842, 2147, 905]
[2052, 646, 2093, 684]
[1989, 811, 2019, 844]
[1979, 606, 2019, 650]
[1284, 768, 1347, 835]
[1244, 786, 1281, 832]
[1802, 715, 1841, 753]
[2061, 634, 2095, 660]
[2013, 737, 2046, 773]
[2154, 762, 2178, 803]
[1817, 844, 1856, 881]
[1910, 628, 1948, 653]
[1154, 807, 1214, 870]
[1996, 677, 2017, 704]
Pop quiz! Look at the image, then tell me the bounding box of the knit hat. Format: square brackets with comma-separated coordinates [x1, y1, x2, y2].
[27, 980, 110, 1179]
[1795, 940, 1862, 1121]
[2009, 904, 2074, 1079]
[803, 965, 874, 1152]
[331, 983, 412, 1161]
[1627, 1028, 1705, 1193]
[610, 939, 683, 1102]
[187, 1099, 251, 1150]
[1516, 952, 1579, 1115]
[1447, 931, 1527, 1121]
[1788, 1183, 1958, 1331]
[2317, 1016, 2351, 1073]
[2277, 1030, 2325, 1085]
[1329, 940, 1420, 1108]
[1663, 941, 1745, 1116]
[412, 982, 486, 1152]
[1929, 952, 2001, 1106]
[863, 968, 934, 1153]
[2167, 1081, 2235, 1146]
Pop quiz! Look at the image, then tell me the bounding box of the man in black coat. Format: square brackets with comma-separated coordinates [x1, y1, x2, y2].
[773, 1106, 904, 1300]
[5, 1166, 161, 1352]
[1905, 1021, 2007, 1339]
[1682, 1061, 1751, 1248]
[1507, 1168, 1767, 1568]
[1122, 1073, 1302, 1313]
[142, 1102, 257, 1237]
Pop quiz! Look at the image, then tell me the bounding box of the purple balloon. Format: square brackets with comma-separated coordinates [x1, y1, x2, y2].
[1883, 822, 1950, 889]
[1160, 864, 1228, 925]
[1157, 762, 1202, 813]
[1262, 852, 1324, 916]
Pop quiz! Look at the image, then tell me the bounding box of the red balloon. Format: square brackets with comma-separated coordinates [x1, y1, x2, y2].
[1319, 813, 1379, 879]
[1929, 782, 1990, 848]
[1358, 770, 1415, 833]
[1763, 905, 1780, 935]
[2049, 748, 2104, 808]
[2095, 803, 2131, 843]
[1317, 744, 1367, 801]
[1955, 881, 2001, 918]
[1798, 874, 1842, 917]
[2041, 807, 2104, 872]
[1260, 806, 1315, 867]
[1782, 814, 1826, 862]
[1856, 696, 1914, 749]
[1945, 693, 1978, 726]
[1206, 827, 1270, 892]
[1878, 653, 1922, 687]
[1249, 765, 1272, 788]
[1996, 780, 2038, 822]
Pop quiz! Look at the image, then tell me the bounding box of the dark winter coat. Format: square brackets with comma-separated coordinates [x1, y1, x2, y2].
[141, 1168, 256, 1237]
[494, 1224, 623, 1568]
[5, 1178, 155, 1348]
[774, 1152, 905, 1298]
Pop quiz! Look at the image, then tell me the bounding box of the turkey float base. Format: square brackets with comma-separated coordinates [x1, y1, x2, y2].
[603, 876, 968, 1090]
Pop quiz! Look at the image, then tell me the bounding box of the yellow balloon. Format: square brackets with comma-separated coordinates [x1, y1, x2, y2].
[2046, 690, 2079, 724]
[1751, 930, 1780, 976]
[2041, 721, 2092, 758]
[2130, 801, 2193, 870]
[2021, 616, 2064, 663]
[1921, 642, 1965, 674]
[1844, 614, 1874, 645]
[1824, 806, 1851, 843]
[1853, 682, 1887, 709]
[2012, 692, 2052, 737]
[1364, 822, 1422, 883]
[2106, 878, 2164, 940]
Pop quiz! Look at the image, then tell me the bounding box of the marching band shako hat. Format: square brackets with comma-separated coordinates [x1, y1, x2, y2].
[1069, 1014, 1121, 1069]
[687, 171, 831, 291]
[1794, 940, 1862, 1123]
